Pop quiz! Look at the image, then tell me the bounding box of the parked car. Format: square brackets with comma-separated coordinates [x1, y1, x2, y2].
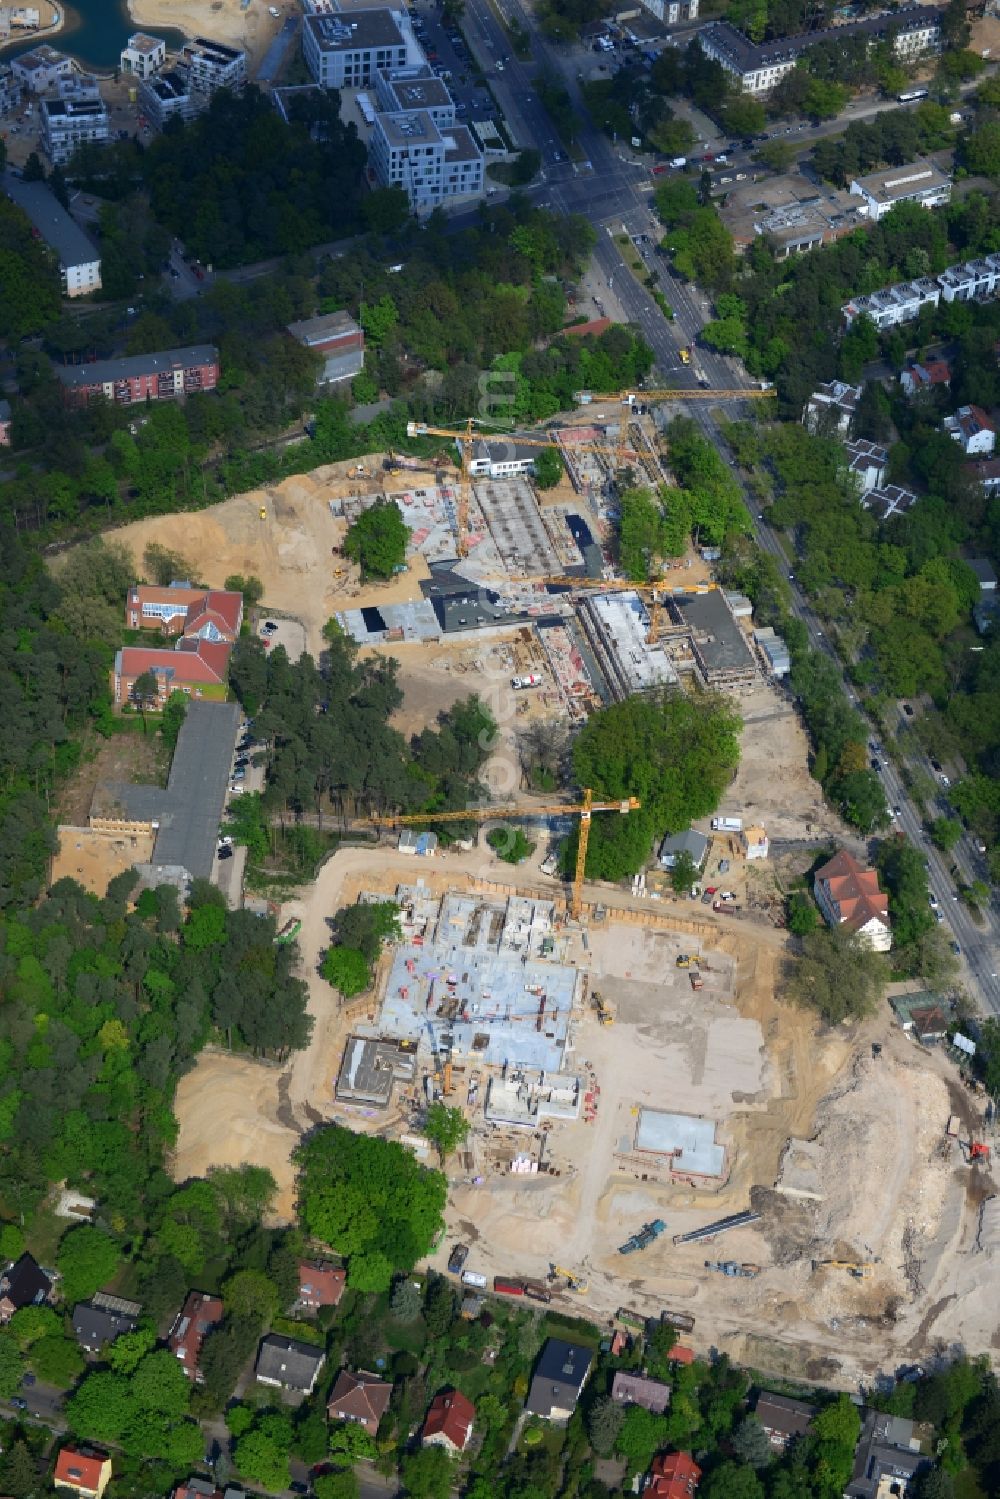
[902, 702, 914, 716]
[263, 620, 279, 633]
[10, 1398, 27, 1410]
[930, 757, 943, 772]
[448, 1244, 469, 1274]
[950, 941, 961, 955]
[218, 847, 234, 861]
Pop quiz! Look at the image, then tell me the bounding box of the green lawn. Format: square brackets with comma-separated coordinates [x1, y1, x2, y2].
[384, 1316, 428, 1354]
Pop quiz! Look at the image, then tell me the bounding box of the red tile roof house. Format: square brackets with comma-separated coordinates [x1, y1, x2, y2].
[421, 1389, 475, 1454]
[112, 639, 231, 708]
[813, 849, 892, 952]
[168, 1291, 224, 1381]
[297, 1260, 346, 1311]
[327, 1370, 392, 1437]
[53, 1447, 113, 1499]
[646, 1452, 702, 1499]
[125, 583, 243, 641]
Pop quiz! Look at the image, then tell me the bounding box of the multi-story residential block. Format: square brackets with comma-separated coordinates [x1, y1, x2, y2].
[369, 107, 482, 211]
[11, 42, 72, 93]
[3, 177, 102, 296]
[180, 35, 246, 94]
[944, 403, 996, 456]
[120, 32, 166, 79]
[40, 75, 110, 164]
[849, 161, 951, 221]
[814, 849, 891, 951]
[698, 9, 941, 95]
[0, 60, 23, 114]
[303, 8, 409, 90]
[138, 66, 198, 129]
[844, 252, 1000, 328]
[843, 437, 889, 495]
[286, 310, 365, 385]
[803, 380, 860, 436]
[374, 63, 455, 126]
[55, 345, 220, 408]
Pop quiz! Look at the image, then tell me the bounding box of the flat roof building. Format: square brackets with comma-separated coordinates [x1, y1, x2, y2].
[120, 32, 166, 79]
[303, 8, 410, 90]
[180, 36, 246, 94]
[675, 590, 756, 692]
[842, 438, 888, 496]
[40, 77, 110, 165]
[3, 174, 101, 296]
[578, 591, 677, 700]
[374, 62, 455, 125]
[850, 160, 951, 222]
[334, 1036, 417, 1108]
[139, 67, 197, 130]
[803, 380, 859, 436]
[0, 61, 23, 115]
[635, 1108, 725, 1177]
[11, 43, 72, 93]
[862, 483, 918, 521]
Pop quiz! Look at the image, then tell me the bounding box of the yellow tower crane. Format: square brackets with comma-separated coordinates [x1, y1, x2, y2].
[405, 419, 644, 559]
[364, 789, 641, 920]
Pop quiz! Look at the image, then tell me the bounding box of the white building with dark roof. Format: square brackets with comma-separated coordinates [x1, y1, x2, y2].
[138, 67, 198, 130]
[3, 175, 101, 295]
[180, 36, 246, 94]
[843, 438, 888, 496]
[803, 381, 859, 436]
[11, 43, 72, 93]
[943, 404, 996, 456]
[40, 75, 110, 164]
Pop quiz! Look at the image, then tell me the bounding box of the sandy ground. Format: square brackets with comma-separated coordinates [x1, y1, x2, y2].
[51, 825, 156, 894]
[127, 0, 295, 68]
[70, 458, 439, 663]
[726, 680, 852, 844]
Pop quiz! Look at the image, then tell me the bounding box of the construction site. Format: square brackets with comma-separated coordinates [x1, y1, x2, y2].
[61, 390, 1000, 1382]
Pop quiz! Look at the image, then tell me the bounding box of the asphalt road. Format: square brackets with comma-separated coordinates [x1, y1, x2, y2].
[466, 4, 1000, 1016]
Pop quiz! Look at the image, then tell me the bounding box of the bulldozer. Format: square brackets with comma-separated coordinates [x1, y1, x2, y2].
[591, 990, 614, 1026]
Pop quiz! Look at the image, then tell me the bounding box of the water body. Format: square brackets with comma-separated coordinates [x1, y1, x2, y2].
[6, 0, 187, 70]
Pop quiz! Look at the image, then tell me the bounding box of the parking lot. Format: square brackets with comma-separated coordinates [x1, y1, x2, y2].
[259, 614, 306, 661]
[215, 717, 266, 907]
[409, 0, 503, 133]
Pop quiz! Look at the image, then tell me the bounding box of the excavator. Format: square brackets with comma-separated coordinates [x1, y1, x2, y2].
[549, 1265, 588, 1293]
[815, 1259, 875, 1283]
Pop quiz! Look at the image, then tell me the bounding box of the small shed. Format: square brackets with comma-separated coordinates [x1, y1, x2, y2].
[742, 825, 768, 861]
[399, 829, 438, 856]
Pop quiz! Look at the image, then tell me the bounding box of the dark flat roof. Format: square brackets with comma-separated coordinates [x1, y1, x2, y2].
[677, 590, 755, 677]
[3, 174, 99, 269]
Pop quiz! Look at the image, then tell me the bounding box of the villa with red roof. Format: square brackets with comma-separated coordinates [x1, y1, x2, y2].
[645, 1452, 701, 1499]
[421, 1389, 475, 1453]
[53, 1448, 113, 1499]
[112, 639, 230, 707]
[126, 583, 243, 640]
[168, 1291, 224, 1381]
[814, 850, 891, 952]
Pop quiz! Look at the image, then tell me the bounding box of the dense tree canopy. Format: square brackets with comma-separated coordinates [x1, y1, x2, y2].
[570, 690, 742, 879]
[295, 1126, 447, 1289]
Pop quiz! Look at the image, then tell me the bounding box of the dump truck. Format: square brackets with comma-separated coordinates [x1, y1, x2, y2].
[705, 1260, 760, 1278]
[619, 1220, 666, 1255]
[689, 971, 704, 991]
[660, 1308, 696, 1332]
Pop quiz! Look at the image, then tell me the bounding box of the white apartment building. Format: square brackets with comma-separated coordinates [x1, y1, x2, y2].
[0, 61, 23, 114]
[374, 64, 455, 127]
[180, 36, 247, 93]
[698, 8, 941, 95]
[849, 161, 951, 222]
[40, 76, 110, 164]
[11, 43, 72, 93]
[944, 405, 996, 457]
[369, 108, 482, 211]
[138, 66, 198, 129]
[842, 438, 889, 495]
[803, 381, 860, 436]
[636, 0, 698, 22]
[3, 177, 101, 295]
[303, 8, 410, 89]
[843, 277, 941, 330]
[120, 33, 166, 80]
